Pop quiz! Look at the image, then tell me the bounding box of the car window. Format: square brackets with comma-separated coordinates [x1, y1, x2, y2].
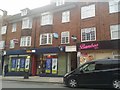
[80, 63, 96, 72]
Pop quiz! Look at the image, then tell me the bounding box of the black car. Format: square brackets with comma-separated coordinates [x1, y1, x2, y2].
[63, 59, 120, 89]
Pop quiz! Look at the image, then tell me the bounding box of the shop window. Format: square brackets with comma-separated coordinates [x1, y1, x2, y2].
[81, 4, 95, 19]
[38, 54, 58, 75]
[81, 27, 96, 42]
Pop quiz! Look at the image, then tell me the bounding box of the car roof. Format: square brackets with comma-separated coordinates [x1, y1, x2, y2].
[87, 59, 120, 63]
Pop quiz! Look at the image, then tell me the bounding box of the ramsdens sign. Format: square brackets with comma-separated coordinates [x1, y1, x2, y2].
[80, 43, 99, 50]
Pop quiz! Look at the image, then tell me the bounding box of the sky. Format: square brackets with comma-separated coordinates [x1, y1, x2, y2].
[0, 0, 50, 15]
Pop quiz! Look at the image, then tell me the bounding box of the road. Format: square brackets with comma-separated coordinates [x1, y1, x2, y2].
[2, 80, 113, 90]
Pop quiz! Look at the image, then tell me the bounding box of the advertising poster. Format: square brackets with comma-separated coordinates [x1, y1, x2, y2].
[45, 58, 51, 73]
[11, 58, 16, 71]
[16, 59, 20, 71]
[20, 58, 25, 71]
[80, 53, 94, 65]
[25, 58, 30, 71]
[52, 58, 57, 74]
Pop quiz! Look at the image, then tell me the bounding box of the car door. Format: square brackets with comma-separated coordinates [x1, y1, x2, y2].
[77, 62, 97, 86]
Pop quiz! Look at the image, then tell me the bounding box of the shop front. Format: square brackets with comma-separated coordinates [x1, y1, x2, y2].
[3, 49, 37, 76]
[36, 46, 67, 77]
[77, 39, 120, 65]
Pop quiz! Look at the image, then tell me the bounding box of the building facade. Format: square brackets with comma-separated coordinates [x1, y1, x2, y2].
[1, 0, 120, 76]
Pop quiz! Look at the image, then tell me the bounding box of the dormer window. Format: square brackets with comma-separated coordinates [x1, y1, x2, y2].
[56, 0, 65, 6]
[21, 8, 29, 16]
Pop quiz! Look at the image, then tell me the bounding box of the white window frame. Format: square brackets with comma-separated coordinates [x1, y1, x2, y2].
[56, 0, 65, 6]
[22, 17, 32, 29]
[81, 4, 95, 19]
[109, 0, 120, 13]
[20, 36, 31, 47]
[110, 24, 120, 40]
[10, 40, 15, 49]
[21, 9, 28, 16]
[81, 27, 96, 42]
[61, 31, 70, 44]
[62, 11, 70, 23]
[1, 26, 7, 34]
[41, 12, 53, 26]
[40, 33, 53, 45]
[0, 41, 5, 49]
[12, 23, 16, 32]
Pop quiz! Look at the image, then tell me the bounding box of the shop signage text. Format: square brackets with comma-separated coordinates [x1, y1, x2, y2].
[80, 43, 99, 50]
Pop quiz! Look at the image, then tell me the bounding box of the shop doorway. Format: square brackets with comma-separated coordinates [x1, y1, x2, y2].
[71, 53, 77, 71]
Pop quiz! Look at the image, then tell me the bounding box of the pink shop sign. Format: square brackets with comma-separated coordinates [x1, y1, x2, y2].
[80, 43, 99, 50]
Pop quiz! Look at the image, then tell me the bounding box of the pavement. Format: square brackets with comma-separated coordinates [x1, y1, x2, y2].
[0, 76, 63, 84]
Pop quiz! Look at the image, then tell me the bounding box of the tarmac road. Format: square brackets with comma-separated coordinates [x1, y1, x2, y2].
[2, 80, 114, 90]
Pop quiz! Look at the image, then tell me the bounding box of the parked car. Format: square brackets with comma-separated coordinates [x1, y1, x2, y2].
[63, 59, 120, 89]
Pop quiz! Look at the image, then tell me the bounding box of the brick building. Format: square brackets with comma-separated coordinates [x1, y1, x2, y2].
[1, 0, 119, 76]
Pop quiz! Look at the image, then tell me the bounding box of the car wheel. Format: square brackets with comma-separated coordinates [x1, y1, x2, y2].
[68, 78, 78, 88]
[112, 79, 120, 90]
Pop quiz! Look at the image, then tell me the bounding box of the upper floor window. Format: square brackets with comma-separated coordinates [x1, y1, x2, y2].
[40, 33, 52, 45]
[1, 26, 7, 34]
[20, 36, 31, 47]
[81, 27, 96, 42]
[56, 0, 65, 6]
[62, 11, 70, 23]
[21, 9, 28, 16]
[0, 41, 5, 49]
[41, 12, 53, 26]
[10, 40, 15, 49]
[61, 31, 70, 44]
[109, 0, 120, 13]
[110, 24, 120, 40]
[81, 4, 95, 19]
[40, 33, 53, 45]
[22, 17, 32, 29]
[12, 23, 16, 32]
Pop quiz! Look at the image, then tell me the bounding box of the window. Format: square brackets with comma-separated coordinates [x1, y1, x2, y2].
[40, 33, 53, 45]
[81, 27, 96, 42]
[0, 41, 5, 49]
[20, 36, 31, 47]
[12, 23, 16, 32]
[56, 0, 65, 6]
[41, 12, 53, 26]
[1, 26, 7, 34]
[109, 0, 120, 13]
[61, 31, 70, 44]
[110, 24, 120, 40]
[62, 11, 70, 23]
[81, 4, 95, 19]
[21, 9, 28, 16]
[80, 63, 96, 72]
[22, 17, 32, 29]
[10, 40, 15, 48]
